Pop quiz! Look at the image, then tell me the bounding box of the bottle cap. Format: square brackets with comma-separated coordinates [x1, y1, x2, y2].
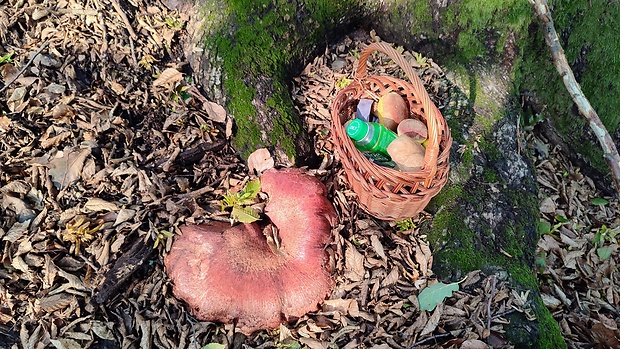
[345, 118, 368, 141]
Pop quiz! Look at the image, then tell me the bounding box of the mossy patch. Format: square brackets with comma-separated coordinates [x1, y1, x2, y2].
[427, 136, 565, 348]
[423, 0, 531, 61]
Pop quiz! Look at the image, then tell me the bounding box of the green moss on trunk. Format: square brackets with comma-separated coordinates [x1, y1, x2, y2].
[204, 0, 362, 161]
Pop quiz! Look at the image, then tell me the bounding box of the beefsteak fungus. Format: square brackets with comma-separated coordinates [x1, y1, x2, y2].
[164, 168, 337, 334]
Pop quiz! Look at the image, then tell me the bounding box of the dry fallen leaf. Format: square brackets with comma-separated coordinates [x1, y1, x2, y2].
[344, 242, 365, 282]
[0, 115, 11, 132]
[322, 298, 360, 317]
[83, 197, 120, 212]
[420, 303, 443, 336]
[50, 338, 83, 349]
[153, 67, 183, 87]
[461, 339, 489, 349]
[43, 147, 91, 190]
[247, 148, 275, 175]
[39, 293, 74, 312]
[204, 100, 227, 123]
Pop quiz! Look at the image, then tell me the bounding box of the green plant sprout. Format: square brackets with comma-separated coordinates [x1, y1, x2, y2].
[395, 218, 416, 231]
[593, 225, 618, 261]
[164, 17, 183, 29]
[413, 52, 430, 68]
[335, 77, 351, 89]
[0, 52, 14, 64]
[153, 229, 174, 249]
[537, 214, 569, 236]
[63, 216, 102, 255]
[220, 178, 261, 223]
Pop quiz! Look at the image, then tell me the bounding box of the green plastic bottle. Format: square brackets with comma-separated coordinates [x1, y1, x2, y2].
[345, 118, 397, 162]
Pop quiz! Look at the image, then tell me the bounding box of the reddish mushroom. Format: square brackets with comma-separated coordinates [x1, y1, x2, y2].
[164, 168, 337, 334]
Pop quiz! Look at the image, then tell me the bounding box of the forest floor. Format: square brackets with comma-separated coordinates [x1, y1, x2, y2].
[0, 0, 618, 348]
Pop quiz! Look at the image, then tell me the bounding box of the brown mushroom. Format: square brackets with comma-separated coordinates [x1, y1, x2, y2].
[164, 168, 337, 334]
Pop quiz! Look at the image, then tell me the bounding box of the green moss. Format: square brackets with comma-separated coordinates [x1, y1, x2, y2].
[425, 100, 564, 346]
[402, 0, 432, 35]
[443, 0, 532, 61]
[429, 179, 565, 348]
[531, 295, 567, 348]
[207, 0, 359, 160]
[460, 149, 474, 167]
[503, 265, 566, 347]
[471, 83, 502, 131]
[482, 167, 497, 182]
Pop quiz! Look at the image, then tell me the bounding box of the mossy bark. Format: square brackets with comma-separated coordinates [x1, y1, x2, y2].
[166, 0, 572, 347]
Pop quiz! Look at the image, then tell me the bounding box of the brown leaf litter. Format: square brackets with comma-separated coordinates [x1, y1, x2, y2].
[0, 0, 617, 348]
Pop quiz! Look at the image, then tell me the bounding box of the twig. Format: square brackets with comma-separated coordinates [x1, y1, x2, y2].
[110, 0, 137, 40]
[184, 313, 200, 349]
[492, 308, 517, 319]
[0, 41, 49, 94]
[55, 8, 99, 16]
[408, 333, 453, 348]
[93, 0, 108, 58]
[529, 0, 620, 197]
[129, 37, 138, 68]
[486, 275, 497, 330]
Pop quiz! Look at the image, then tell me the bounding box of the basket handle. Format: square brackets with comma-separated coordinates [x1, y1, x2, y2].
[356, 42, 441, 181]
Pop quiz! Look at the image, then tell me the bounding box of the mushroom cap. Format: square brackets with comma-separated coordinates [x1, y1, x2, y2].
[164, 168, 337, 334]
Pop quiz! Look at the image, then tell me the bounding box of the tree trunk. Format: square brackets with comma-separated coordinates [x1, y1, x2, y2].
[165, 0, 567, 347]
[166, 0, 366, 164]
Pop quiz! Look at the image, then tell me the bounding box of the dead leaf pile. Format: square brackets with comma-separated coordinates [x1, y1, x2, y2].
[0, 0, 241, 347]
[530, 134, 620, 348]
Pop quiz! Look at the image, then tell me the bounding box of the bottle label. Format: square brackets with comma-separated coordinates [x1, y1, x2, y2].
[362, 151, 396, 168]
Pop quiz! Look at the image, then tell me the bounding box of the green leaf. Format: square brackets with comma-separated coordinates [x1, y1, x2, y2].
[591, 197, 609, 206]
[554, 215, 569, 223]
[243, 178, 261, 197]
[418, 282, 459, 311]
[537, 221, 551, 235]
[231, 205, 260, 223]
[535, 251, 547, 269]
[395, 218, 415, 231]
[202, 344, 225, 349]
[220, 191, 239, 209]
[336, 77, 351, 89]
[236, 178, 261, 204]
[593, 229, 604, 246]
[597, 246, 614, 260]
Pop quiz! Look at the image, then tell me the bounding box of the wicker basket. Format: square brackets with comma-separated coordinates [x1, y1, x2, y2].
[330, 42, 452, 220]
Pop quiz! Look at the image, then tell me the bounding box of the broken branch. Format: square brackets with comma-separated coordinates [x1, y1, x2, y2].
[529, 0, 620, 197]
[0, 41, 49, 94]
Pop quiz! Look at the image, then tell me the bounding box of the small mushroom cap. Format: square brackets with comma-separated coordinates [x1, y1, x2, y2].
[397, 118, 428, 141]
[164, 168, 337, 334]
[387, 135, 427, 172]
